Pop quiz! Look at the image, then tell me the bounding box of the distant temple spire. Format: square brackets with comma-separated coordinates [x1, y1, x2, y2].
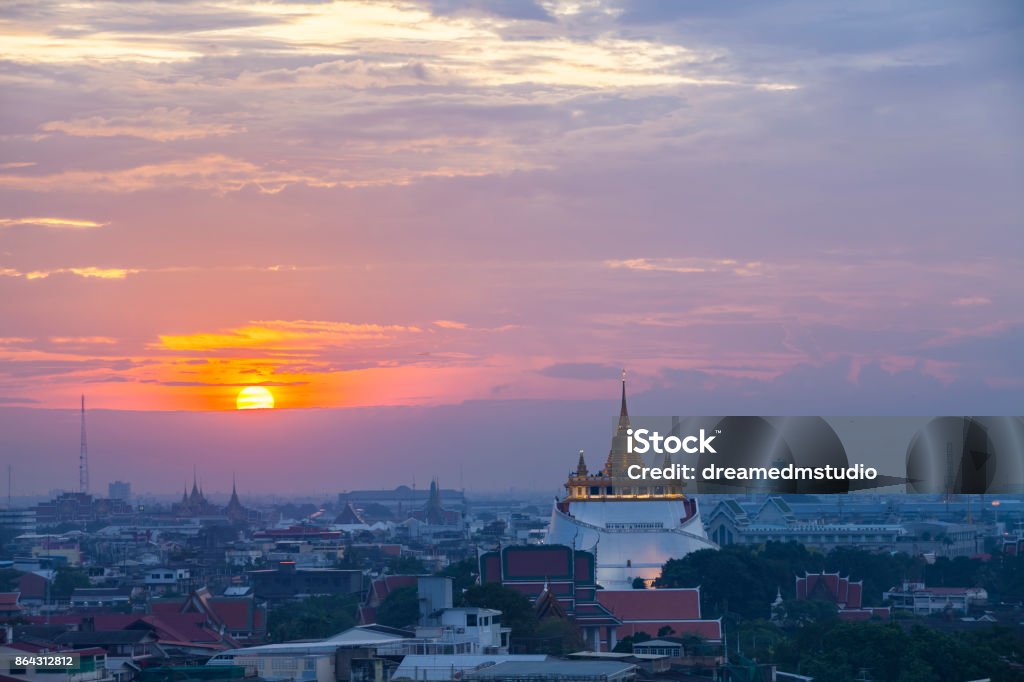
[225, 472, 248, 522]
[605, 371, 643, 476]
[576, 449, 588, 477]
[619, 369, 629, 422]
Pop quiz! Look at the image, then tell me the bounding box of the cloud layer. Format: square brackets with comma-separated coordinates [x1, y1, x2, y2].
[0, 1, 1022, 491]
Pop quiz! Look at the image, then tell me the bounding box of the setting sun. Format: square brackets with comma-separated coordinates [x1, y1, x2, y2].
[237, 386, 275, 410]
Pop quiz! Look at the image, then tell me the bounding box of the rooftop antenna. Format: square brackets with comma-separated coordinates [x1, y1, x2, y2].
[79, 395, 89, 494]
[6, 464, 11, 509]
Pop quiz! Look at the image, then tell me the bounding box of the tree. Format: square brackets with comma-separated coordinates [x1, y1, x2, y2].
[658, 547, 776, 619]
[389, 556, 427, 575]
[438, 559, 477, 597]
[772, 598, 838, 627]
[632, 577, 647, 589]
[376, 585, 420, 629]
[462, 583, 537, 638]
[612, 632, 651, 653]
[0, 568, 21, 591]
[267, 594, 358, 642]
[51, 566, 90, 599]
[534, 617, 585, 654]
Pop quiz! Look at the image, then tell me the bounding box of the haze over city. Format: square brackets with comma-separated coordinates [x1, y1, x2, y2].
[1, 1, 1022, 494]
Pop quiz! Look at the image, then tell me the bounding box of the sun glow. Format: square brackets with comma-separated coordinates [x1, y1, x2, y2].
[236, 386, 275, 410]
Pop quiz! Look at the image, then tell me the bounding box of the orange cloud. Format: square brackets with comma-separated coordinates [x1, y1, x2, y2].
[0, 216, 108, 229]
[156, 320, 423, 352]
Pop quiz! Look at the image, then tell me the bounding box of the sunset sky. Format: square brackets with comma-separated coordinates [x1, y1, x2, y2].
[1, 1, 1022, 494]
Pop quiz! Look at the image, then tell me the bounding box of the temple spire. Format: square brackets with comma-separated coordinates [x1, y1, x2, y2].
[576, 449, 588, 477]
[619, 369, 628, 419]
[605, 371, 643, 476]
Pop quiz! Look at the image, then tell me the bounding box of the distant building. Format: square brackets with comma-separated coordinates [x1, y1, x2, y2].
[793, 572, 890, 621]
[33, 493, 132, 526]
[70, 587, 132, 609]
[246, 562, 362, 602]
[174, 476, 219, 518]
[107, 481, 131, 501]
[1004, 532, 1024, 555]
[143, 567, 191, 595]
[883, 581, 987, 615]
[0, 508, 36, 535]
[409, 480, 462, 526]
[223, 479, 253, 524]
[150, 587, 267, 644]
[706, 497, 905, 552]
[339, 486, 466, 515]
[897, 521, 980, 558]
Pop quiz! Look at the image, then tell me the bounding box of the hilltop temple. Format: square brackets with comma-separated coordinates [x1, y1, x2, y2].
[546, 376, 717, 589]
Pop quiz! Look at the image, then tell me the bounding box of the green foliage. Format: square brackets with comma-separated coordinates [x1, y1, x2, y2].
[772, 598, 838, 626]
[534, 617, 585, 654]
[774, 622, 1023, 682]
[462, 583, 537, 638]
[825, 547, 918, 606]
[375, 585, 420, 629]
[631, 577, 647, 589]
[438, 559, 477, 598]
[267, 594, 358, 642]
[0, 568, 21, 591]
[51, 566, 90, 599]
[612, 632, 651, 653]
[389, 556, 427, 575]
[658, 542, 1024, 618]
[657, 547, 778, 619]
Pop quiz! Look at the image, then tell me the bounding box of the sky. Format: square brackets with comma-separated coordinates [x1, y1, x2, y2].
[0, 1, 1022, 494]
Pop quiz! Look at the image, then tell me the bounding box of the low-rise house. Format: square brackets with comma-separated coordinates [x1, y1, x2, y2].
[142, 568, 191, 595]
[70, 588, 132, 609]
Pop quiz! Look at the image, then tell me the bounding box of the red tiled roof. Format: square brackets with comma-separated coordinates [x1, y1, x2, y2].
[371, 575, 418, 605]
[18, 574, 49, 601]
[149, 600, 183, 616]
[481, 555, 501, 582]
[617, 619, 722, 641]
[847, 582, 862, 609]
[597, 589, 702, 621]
[505, 547, 572, 579]
[208, 599, 251, 631]
[839, 610, 871, 621]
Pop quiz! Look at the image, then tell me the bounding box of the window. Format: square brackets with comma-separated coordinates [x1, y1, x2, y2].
[466, 613, 477, 626]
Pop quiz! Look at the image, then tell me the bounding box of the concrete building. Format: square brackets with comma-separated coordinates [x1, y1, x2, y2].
[107, 481, 131, 501]
[0, 508, 37, 535]
[706, 497, 905, 551]
[883, 581, 987, 615]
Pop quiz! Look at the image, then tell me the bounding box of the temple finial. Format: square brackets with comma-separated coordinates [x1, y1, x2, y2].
[576, 449, 588, 477]
[619, 369, 628, 419]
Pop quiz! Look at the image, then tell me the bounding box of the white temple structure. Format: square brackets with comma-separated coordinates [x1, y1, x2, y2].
[546, 376, 717, 588]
